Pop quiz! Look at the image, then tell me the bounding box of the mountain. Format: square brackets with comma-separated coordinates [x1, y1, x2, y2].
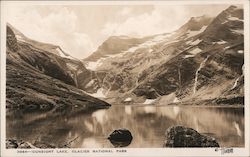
[84, 35, 151, 62]
[6, 25, 111, 116]
[133, 5, 244, 100]
[81, 5, 244, 105]
[173, 15, 213, 40]
[8, 24, 76, 59]
[201, 5, 243, 43]
[7, 5, 243, 107]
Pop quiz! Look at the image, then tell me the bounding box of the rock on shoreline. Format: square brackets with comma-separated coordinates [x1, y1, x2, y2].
[6, 139, 58, 149]
[6, 139, 36, 149]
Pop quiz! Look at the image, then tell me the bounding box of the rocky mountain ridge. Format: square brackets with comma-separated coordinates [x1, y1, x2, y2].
[81, 5, 244, 105]
[7, 5, 244, 106]
[6, 25, 111, 116]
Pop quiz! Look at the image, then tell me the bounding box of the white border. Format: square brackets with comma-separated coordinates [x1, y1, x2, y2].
[1, 1, 249, 157]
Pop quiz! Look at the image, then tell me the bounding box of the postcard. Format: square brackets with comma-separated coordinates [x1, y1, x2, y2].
[0, 0, 249, 156]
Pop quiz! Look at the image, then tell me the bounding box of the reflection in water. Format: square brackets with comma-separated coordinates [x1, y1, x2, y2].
[109, 139, 132, 147]
[6, 105, 244, 148]
[193, 116, 199, 132]
[125, 105, 132, 115]
[173, 106, 180, 117]
[92, 109, 107, 124]
[233, 121, 242, 137]
[84, 121, 94, 132]
[143, 106, 156, 113]
[68, 131, 72, 138]
[82, 137, 102, 148]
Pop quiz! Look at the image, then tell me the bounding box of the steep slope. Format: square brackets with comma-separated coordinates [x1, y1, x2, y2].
[6, 25, 111, 116]
[173, 15, 213, 40]
[81, 5, 244, 105]
[8, 24, 98, 90]
[133, 5, 244, 103]
[201, 5, 243, 43]
[8, 23, 76, 59]
[84, 35, 150, 62]
[81, 15, 214, 99]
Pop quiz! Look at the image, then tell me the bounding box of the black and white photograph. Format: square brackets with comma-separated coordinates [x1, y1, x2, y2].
[0, 0, 249, 157]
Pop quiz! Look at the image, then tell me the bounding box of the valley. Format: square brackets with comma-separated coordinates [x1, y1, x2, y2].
[5, 5, 245, 148]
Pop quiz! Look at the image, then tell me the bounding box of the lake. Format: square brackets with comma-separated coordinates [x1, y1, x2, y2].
[6, 104, 244, 148]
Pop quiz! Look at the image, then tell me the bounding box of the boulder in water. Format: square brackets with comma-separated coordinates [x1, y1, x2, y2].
[164, 125, 219, 147]
[108, 129, 133, 147]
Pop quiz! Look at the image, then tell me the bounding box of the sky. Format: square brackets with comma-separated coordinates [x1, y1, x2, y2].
[4, 3, 230, 59]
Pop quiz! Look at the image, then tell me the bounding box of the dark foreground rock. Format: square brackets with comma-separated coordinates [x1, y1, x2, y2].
[164, 126, 219, 147]
[108, 129, 133, 147]
[6, 139, 35, 149]
[6, 139, 58, 149]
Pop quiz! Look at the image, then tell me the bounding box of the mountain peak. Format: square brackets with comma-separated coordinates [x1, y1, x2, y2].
[6, 25, 19, 52]
[228, 5, 237, 9]
[175, 15, 213, 35]
[227, 5, 242, 11]
[221, 5, 243, 17]
[187, 15, 212, 24]
[189, 15, 208, 22]
[200, 4, 243, 43]
[7, 23, 77, 60]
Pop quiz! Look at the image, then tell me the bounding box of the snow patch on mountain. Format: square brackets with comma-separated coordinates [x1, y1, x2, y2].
[124, 97, 132, 102]
[231, 29, 243, 35]
[189, 47, 202, 55]
[89, 88, 106, 98]
[85, 80, 95, 88]
[224, 46, 230, 50]
[106, 52, 126, 58]
[143, 99, 156, 104]
[216, 40, 227, 44]
[186, 26, 207, 38]
[84, 31, 182, 71]
[173, 97, 180, 103]
[125, 33, 173, 53]
[237, 50, 244, 54]
[217, 41, 226, 44]
[15, 34, 25, 42]
[183, 54, 195, 59]
[228, 16, 243, 22]
[85, 59, 104, 70]
[222, 14, 243, 24]
[190, 39, 202, 45]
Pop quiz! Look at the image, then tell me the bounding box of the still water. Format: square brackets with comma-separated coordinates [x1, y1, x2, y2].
[6, 105, 244, 148]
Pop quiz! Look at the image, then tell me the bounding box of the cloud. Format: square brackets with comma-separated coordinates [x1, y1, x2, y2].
[4, 4, 229, 58]
[101, 8, 164, 37]
[5, 5, 94, 58]
[101, 5, 229, 38]
[101, 6, 187, 37]
[120, 7, 132, 16]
